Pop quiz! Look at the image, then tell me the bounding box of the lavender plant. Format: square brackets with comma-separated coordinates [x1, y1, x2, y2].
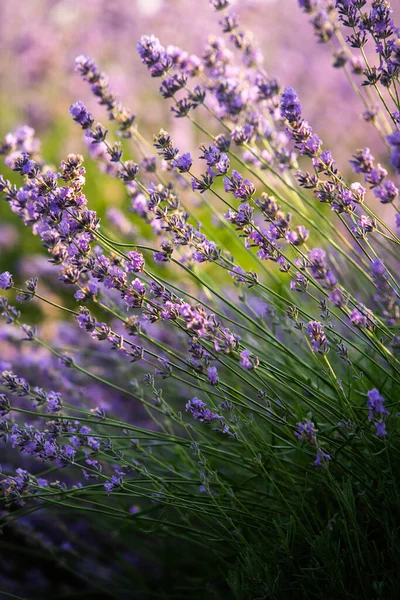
[0, 1, 399, 598]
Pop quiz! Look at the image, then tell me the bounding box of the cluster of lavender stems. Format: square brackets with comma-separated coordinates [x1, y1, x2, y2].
[298, 1, 400, 149]
[0, 0, 399, 598]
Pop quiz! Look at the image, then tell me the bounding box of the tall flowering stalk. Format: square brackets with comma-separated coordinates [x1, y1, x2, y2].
[0, 1, 399, 598]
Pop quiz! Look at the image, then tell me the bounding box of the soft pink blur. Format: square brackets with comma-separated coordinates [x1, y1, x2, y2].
[0, 0, 398, 159]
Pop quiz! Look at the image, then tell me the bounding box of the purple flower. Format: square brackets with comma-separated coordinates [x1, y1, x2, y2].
[239, 349, 259, 370]
[308, 248, 334, 286]
[69, 101, 94, 130]
[77, 308, 96, 332]
[192, 239, 218, 263]
[104, 265, 127, 290]
[0, 271, 13, 290]
[350, 182, 366, 203]
[104, 481, 115, 495]
[214, 153, 230, 175]
[286, 225, 309, 246]
[191, 173, 214, 193]
[307, 321, 328, 354]
[11, 153, 37, 177]
[295, 419, 317, 445]
[314, 448, 331, 466]
[231, 124, 254, 145]
[299, 134, 321, 157]
[349, 148, 374, 174]
[350, 309, 367, 328]
[137, 35, 166, 67]
[44, 440, 57, 458]
[374, 422, 387, 437]
[371, 258, 385, 277]
[75, 54, 100, 79]
[387, 131, 400, 174]
[126, 251, 145, 273]
[46, 391, 63, 413]
[308, 247, 326, 268]
[374, 180, 398, 204]
[207, 366, 219, 385]
[63, 445, 76, 461]
[365, 165, 387, 188]
[226, 203, 253, 228]
[160, 74, 187, 99]
[290, 272, 308, 292]
[132, 278, 146, 296]
[280, 87, 302, 123]
[186, 397, 222, 423]
[239, 349, 252, 370]
[367, 389, 389, 420]
[350, 306, 376, 330]
[137, 35, 171, 77]
[74, 280, 99, 302]
[171, 153, 193, 173]
[329, 288, 347, 308]
[201, 144, 221, 166]
[224, 170, 255, 200]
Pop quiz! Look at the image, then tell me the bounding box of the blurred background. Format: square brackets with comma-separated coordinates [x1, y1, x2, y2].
[0, 0, 398, 277]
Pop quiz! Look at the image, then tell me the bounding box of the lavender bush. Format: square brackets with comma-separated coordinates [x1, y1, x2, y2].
[1, 1, 400, 598]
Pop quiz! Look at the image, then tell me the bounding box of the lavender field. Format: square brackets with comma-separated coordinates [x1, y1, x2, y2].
[1, 1, 400, 598]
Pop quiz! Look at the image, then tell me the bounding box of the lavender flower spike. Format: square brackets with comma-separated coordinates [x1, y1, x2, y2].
[0, 271, 13, 290]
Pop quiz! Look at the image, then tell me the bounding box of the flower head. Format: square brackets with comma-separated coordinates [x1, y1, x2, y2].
[0, 272, 13, 290]
[186, 397, 222, 423]
[69, 101, 94, 130]
[280, 87, 302, 123]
